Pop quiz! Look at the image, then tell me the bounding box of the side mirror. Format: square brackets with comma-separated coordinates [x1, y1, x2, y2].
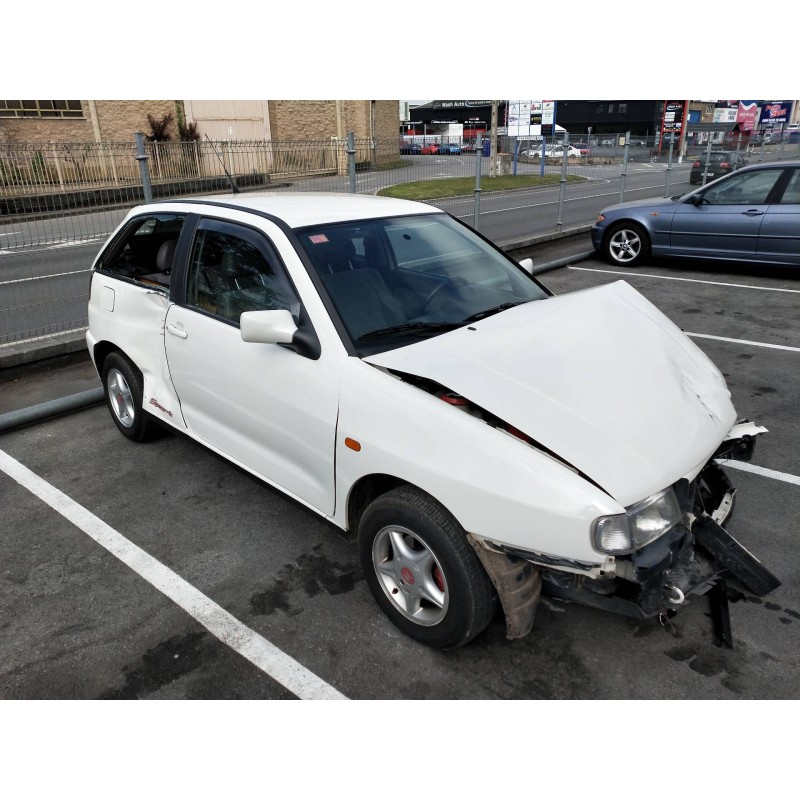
[518, 257, 534, 275]
[240, 309, 298, 344]
[686, 193, 704, 206]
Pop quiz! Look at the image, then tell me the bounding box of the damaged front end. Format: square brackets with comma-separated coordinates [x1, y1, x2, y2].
[471, 422, 779, 648]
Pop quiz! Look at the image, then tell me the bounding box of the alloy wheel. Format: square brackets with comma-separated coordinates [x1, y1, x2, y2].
[372, 525, 449, 626]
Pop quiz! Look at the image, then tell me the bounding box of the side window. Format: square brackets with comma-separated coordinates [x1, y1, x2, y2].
[778, 169, 800, 204]
[185, 221, 297, 325]
[98, 214, 185, 288]
[703, 169, 783, 205]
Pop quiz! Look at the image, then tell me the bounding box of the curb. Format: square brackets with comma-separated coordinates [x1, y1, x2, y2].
[0, 388, 105, 433]
[530, 250, 596, 275]
[0, 330, 89, 372]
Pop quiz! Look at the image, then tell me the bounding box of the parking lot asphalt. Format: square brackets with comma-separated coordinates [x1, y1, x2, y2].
[1, 233, 799, 703]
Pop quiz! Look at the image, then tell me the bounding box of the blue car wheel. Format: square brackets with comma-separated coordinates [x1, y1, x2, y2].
[604, 222, 650, 268]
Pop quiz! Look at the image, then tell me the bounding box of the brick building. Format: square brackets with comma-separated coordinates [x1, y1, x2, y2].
[0, 100, 179, 144]
[0, 100, 400, 144]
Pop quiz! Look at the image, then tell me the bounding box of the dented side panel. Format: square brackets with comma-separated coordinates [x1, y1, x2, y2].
[87, 278, 188, 430]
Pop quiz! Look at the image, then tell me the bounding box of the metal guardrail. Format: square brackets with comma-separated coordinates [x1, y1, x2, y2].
[2, 132, 798, 347]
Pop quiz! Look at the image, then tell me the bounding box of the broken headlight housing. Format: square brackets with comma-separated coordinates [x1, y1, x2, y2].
[593, 487, 682, 555]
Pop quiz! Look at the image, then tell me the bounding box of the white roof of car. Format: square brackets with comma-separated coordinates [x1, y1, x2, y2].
[150, 192, 440, 229]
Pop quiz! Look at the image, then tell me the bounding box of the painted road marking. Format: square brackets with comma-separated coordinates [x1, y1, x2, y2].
[569, 266, 800, 294]
[0, 269, 91, 286]
[718, 459, 800, 487]
[686, 332, 800, 353]
[0, 448, 347, 701]
[0, 327, 88, 349]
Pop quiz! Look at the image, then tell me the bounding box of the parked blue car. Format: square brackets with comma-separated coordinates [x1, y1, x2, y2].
[438, 142, 462, 155]
[400, 141, 423, 155]
[591, 161, 800, 268]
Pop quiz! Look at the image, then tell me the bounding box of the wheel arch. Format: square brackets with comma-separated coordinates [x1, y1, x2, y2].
[92, 339, 139, 379]
[346, 473, 409, 536]
[601, 217, 648, 248]
[346, 473, 447, 536]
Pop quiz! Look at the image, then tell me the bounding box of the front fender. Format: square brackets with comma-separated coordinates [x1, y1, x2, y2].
[334, 359, 621, 564]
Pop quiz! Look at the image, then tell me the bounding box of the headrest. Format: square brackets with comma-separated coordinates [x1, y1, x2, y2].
[156, 239, 178, 273]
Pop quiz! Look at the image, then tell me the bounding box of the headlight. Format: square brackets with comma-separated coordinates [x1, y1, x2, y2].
[593, 488, 682, 555]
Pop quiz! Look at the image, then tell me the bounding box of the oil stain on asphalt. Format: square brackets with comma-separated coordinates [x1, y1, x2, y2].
[99, 632, 212, 699]
[249, 544, 363, 616]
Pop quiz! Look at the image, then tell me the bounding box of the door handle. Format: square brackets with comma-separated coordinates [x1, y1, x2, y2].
[742, 209, 764, 216]
[166, 323, 188, 339]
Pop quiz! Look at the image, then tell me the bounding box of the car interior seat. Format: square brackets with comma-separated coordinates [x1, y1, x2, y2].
[156, 238, 178, 275]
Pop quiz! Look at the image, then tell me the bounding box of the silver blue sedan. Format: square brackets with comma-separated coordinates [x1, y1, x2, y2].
[591, 161, 800, 268]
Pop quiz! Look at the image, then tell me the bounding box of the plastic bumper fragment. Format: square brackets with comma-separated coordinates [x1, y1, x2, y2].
[693, 515, 781, 597]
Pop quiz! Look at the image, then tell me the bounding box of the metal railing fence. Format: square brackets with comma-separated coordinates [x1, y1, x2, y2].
[2, 132, 799, 347]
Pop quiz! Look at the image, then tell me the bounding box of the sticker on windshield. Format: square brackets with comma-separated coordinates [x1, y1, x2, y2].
[309, 234, 329, 244]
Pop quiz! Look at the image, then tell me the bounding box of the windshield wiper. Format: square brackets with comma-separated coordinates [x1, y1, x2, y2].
[358, 321, 462, 342]
[461, 301, 527, 323]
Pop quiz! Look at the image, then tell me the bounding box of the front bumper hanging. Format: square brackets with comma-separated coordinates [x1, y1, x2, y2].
[477, 423, 780, 646]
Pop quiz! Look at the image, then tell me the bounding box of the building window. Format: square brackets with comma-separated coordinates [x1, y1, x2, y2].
[596, 104, 605, 114]
[619, 103, 627, 114]
[0, 100, 84, 118]
[608, 103, 614, 114]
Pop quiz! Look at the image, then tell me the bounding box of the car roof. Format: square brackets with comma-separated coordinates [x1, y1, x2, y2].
[141, 192, 440, 229]
[738, 160, 800, 169]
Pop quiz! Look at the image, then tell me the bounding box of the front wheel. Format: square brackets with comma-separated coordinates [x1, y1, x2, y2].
[604, 221, 651, 268]
[358, 486, 497, 649]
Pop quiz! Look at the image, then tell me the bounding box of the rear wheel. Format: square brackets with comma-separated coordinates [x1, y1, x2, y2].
[102, 352, 162, 442]
[358, 486, 497, 649]
[604, 221, 650, 268]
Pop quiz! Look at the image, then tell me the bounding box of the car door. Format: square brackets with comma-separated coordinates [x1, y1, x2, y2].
[670, 167, 784, 260]
[163, 216, 341, 515]
[756, 167, 800, 265]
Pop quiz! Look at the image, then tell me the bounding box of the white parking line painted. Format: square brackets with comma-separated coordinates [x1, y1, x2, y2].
[718, 459, 800, 487]
[0, 448, 347, 701]
[569, 266, 800, 294]
[686, 333, 800, 353]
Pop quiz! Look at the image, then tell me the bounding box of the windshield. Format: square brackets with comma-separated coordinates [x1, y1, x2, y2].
[296, 213, 550, 353]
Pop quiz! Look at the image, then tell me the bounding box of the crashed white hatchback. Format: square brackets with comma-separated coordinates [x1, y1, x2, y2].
[87, 193, 779, 649]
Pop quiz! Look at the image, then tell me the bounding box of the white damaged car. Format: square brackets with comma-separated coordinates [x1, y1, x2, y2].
[87, 193, 779, 649]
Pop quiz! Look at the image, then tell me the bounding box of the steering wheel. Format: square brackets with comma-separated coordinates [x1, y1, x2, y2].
[423, 276, 472, 313]
[422, 279, 451, 310]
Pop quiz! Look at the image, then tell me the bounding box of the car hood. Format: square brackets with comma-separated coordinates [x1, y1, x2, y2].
[365, 280, 736, 506]
[599, 196, 682, 217]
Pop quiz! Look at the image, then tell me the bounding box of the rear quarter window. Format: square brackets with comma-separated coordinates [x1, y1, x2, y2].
[97, 213, 186, 289]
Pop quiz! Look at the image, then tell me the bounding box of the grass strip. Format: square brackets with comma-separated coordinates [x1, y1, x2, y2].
[377, 173, 584, 201]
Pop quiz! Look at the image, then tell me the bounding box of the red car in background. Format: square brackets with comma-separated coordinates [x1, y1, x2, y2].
[421, 143, 440, 155]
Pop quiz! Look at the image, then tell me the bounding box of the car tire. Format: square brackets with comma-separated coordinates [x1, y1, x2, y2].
[102, 352, 163, 442]
[358, 485, 497, 649]
[603, 221, 651, 268]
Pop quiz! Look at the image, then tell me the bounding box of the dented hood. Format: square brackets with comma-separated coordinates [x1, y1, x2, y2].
[365, 280, 736, 506]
